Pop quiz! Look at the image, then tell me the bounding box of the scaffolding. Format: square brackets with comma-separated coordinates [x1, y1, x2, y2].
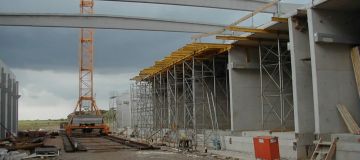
[182, 57, 197, 146]
[259, 37, 293, 130]
[151, 73, 168, 141]
[130, 82, 153, 138]
[131, 43, 231, 148]
[166, 65, 181, 145]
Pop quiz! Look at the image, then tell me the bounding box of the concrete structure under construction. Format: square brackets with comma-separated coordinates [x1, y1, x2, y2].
[115, 97, 131, 130]
[0, 0, 359, 159]
[130, 0, 360, 159]
[0, 59, 20, 139]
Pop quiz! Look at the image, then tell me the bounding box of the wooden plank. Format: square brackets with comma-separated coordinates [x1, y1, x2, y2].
[351, 46, 360, 98]
[271, 17, 288, 23]
[325, 138, 338, 160]
[225, 26, 281, 34]
[311, 137, 322, 160]
[337, 104, 360, 134]
[216, 35, 254, 41]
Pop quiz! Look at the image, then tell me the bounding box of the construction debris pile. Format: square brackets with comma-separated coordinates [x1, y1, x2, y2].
[0, 131, 60, 159]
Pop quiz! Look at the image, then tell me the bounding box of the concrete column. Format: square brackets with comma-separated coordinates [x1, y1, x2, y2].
[6, 75, 12, 137]
[308, 9, 360, 135]
[289, 16, 315, 158]
[12, 81, 18, 134]
[0, 68, 4, 139]
[228, 46, 262, 131]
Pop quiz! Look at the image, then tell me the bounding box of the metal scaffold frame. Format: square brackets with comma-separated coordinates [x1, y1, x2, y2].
[259, 37, 293, 130]
[166, 65, 181, 145]
[131, 43, 231, 148]
[199, 57, 219, 147]
[180, 55, 230, 148]
[196, 56, 230, 148]
[182, 57, 197, 146]
[152, 73, 168, 141]
[130, 82, 153, 138]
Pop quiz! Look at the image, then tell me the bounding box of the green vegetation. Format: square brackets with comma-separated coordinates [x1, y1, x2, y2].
[19, 119, 67, 131]
[19, 110, 115, 131]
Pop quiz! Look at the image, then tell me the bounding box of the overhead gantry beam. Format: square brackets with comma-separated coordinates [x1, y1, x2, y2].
[98, 0, 302, 14]
[0, 13, 225, 33]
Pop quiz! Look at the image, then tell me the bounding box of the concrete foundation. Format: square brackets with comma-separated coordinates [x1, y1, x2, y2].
[224, 131, 297, 159]
[332, 134, 360, 160]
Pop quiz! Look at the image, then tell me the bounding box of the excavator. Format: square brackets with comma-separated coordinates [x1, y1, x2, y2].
[65, 0, 109, 136]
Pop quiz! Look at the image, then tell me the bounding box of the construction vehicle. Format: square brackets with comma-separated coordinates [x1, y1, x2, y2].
[65, 0, 109, 136]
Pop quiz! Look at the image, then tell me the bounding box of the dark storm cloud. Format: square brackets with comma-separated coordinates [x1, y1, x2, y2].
[0, 26, 191, 74]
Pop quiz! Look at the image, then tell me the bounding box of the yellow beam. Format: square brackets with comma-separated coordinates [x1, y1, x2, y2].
[172, 51, 193, 54]
[216, 35, 287, 42]
[216, 35, 255, 41]
[171, 53, 191, 56]
[191, 0, 280, 39]
[142, 69, 158, 72]
[271, 17, 288, 23]
[135, 43, 233, 78]
[226, 26, 283, 34]
[190, 43, 231, 50]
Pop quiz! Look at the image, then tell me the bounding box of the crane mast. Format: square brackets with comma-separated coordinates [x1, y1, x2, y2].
[76, 0, 99, 115]
[65, 0, 109, 136]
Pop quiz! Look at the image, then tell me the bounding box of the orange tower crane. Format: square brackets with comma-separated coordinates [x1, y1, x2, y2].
[65, 0, 109, 136]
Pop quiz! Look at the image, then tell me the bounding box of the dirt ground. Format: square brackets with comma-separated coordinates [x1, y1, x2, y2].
[59, 150, 217, 160]
[40, 136, 226, 160]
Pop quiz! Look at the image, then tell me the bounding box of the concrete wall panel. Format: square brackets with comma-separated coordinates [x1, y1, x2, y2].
[308, 9, 360, 134]
[229, 46, 262, 131]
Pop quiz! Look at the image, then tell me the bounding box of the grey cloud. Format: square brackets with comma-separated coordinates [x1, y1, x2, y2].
[0, 26, 191, 74]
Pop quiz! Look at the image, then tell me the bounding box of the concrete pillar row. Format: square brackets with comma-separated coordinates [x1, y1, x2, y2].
[0, 64, 19, 139]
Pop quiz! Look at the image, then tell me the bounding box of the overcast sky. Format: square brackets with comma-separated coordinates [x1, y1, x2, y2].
[0, 0, 309, 120]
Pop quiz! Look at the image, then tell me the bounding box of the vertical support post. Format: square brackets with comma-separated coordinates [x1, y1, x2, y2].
[167, 69, 171, 128]
[192, 57, 197, 148]
[183, 62, 186, 130]
[259, 42, 264, 129]
[174, 65, 178, 146]
[201, 60, 205, 147]
[159, 73, 165, 139]
[277, 35, 284, 129]
[152, 76, 156, 134]
[14, 81, 19, 135]
[225, 60, 229, 122]
[7, 76, 12, 134]
[213, 57, 217, 108]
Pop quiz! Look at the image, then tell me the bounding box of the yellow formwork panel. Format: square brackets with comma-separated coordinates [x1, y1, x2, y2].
[132, 42, 232, 81]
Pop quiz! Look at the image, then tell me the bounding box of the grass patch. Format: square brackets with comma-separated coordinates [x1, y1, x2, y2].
[19, 119, 67, 131]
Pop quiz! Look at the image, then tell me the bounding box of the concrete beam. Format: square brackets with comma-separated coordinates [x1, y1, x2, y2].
[0, 13, 225, 33]
[99, 0, 302, 14]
